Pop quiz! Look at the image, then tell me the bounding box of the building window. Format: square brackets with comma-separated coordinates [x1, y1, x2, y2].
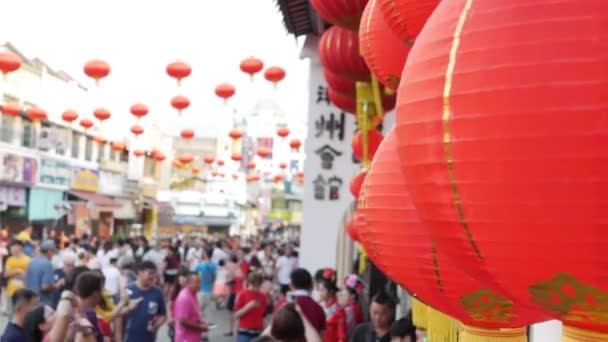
[0, 115, 14, 143]
[71, 132, 81, 158]
[84, 136, 93, 161]
[144, 157, 157, 178]
[97, 143, 104, 162]
[21, 121, 34, 147]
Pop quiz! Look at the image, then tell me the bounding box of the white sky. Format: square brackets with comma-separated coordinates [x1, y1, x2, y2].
[0, 0, 310, 139]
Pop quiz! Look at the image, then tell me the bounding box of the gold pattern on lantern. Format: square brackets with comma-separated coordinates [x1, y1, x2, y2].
[529, 273, 608, 326]
[430, 239, 444, 292]
[460, 288, 515, 323]
[385, 73, 401, 91]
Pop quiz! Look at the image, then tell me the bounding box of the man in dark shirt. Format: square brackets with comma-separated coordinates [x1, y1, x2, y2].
[1, 288, 38, 342]
[350, 291, 396, 342]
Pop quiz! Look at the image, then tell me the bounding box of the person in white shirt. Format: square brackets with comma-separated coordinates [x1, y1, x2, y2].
[211, 242, 228, 265]
[276, 245, 298, 295]
[143, 240, 166, 275]
[102, 256, 122, 303]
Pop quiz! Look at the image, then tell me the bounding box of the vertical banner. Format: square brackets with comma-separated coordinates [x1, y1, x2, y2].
[300, 40, 359, 273]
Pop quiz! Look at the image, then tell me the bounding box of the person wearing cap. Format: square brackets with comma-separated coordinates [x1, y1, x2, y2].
[24, 240, 56, 306]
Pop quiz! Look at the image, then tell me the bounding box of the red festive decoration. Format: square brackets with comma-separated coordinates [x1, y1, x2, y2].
[133, 149, 145, 157]
[240, 57, 264, 79]
[180, 129, 194, 140]
[264, 67, 286, 85]
[179, 154, 193, 164]
[192, 166, 201, 175]
[216, 159, 225, 167]
[228, 128, 243, 140]
[296, 171, 304, 178]
[319, 26, 370, 81]
[154, 152, 166, 162]
[0, 52, 21, 78]
[26, 107, 47, 123]
[172, 160, 183, 168]
[232, 174, 239, 180]
[246, 174, 261, 182]
[211, 171, 219, 177]
[272, 174, 284, 183]
[346, 217, 360, 242]
[246, 161, 256, 170]
[349, 171, 367, 199]
[171, 95, 190, 114]
[378, 0, 439, 42]
[130, 124, 144, 136]
[93, 108, 111, 122]
[93, 136, 106, 144]
[84, 60, 110, 84]
[203, 155, 215, 165]
[1, 103, 21, 117]
[130, 103, 148, 119]
[329, 88, 357, 114]
[256, 146, 271, 158]
[79, 119, 93, 130]
[360, 0, 412, 91]
[278, 162, 287, 170]
[215, 83, 236, 102]
[166, 61, 191, 85]
[310, 0, 368, 31]
[231, 153, 242, 162]
[61, 110, 78, 123]
[324, 70, 356, 98]
[352, 129, 383, 162]
[276, 127, 290, 139]
[111, 141, 126, 152]
[289, 139, 301, 152]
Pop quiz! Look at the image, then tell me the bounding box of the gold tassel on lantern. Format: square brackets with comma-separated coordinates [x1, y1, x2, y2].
[460, 325, 527, 342]
[427, 305, 460, 342]
[412, 298, 428, 330]
[562, 325, 608, 342]
[356, 82, 377, 169]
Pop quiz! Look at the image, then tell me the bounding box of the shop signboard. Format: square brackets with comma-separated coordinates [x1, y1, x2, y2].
[39, 158, 71, 188]
[71, 167, 100, 192]
[0, 152, 38, 184]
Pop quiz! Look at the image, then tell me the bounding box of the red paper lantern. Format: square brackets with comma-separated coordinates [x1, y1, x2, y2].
[166, 61, 191, 84]
[352, 129, 383, 162]
[172, 160, 183, 168]
[246, 174, 261, 182]
[216, 159, 225, 167]
[192, 166, 201, 175]
[324, 70, 357, 98]
[272, 174, 284, 183]
[289, 139, 302, 152]
[180, 129, 195, 140]
[296, 171, 304, 178]
[378, 0, 439, 42]
[278, 162, 287, 170]
[171, 95, 190, 114]
[228, 128, 243, 140]
[133, 149, 145, 157]
[111, 141, 126, 152]
[232, 174, 239, 180]
[346, 217, 360, 242]
[93, 136, 106, 144]
[360, 0, 412, 91]
[1, 103, 21, 117]
[246, 161, 256, 170]
[358, 131, 544, 339]
[61, 110, 78, 123]
[276, 127, 290, 139]
[240, 57, 264, 79]
[203, 155, 215, 165]
[93, 108, 111, 122]
[130, 124, 144, 136]
[329, 88, 357, 114]
[264, 67, 286, 85]
[310, 0, 368, 31]
[395, 0, 608, 338]
[79, 119, 93, 130]
[154, 152, 166, 162]
[257, 146, 271, 158]
[0, 52, 21, 78]
[349, 171, 367, 199]
[215, 83, 236, 102]
[130, 103, 148, 119]
[26, 107, 47, 123]
[179, 154, 193, 164]
[319, 26, 370, 81]
[231, 153, 242, 162]
[84, 60, 110, 83]
[211, 171, 219, 177]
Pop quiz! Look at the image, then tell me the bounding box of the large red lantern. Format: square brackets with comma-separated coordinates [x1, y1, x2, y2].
[93, 136, 106, 144]
[172, 160, 183, 168]
[257, 146, 271, 158]
[289, 139, 302, 152]
[319, 26, 370, 81]
[240, 57, 264, 79]
[228, 128, 243, 140]
[352, 129, 383, 162]
[84, 60, 110, 85]
[203, 155, 215, 165]
[329, 88, 357, 114]
[180, 129, 194, 140]
[79, 119, 93, 131]
[310, 0, 368, 31]
[215, 83, 236, 103]
[179, 154, 193, 164]
[0, 52, 21, 79]
[171, 95, 190, 114]
[395, 0, 608, 338]
[360, 0, 412, 91]
[231, 153, 242, 162]
[192, 166, 201, 175]
[130, 103, 148, 120]
[276, 127, 290, 139]
[166, 61, 191, 85]
[349, 171, 367, 199]
[246, 174, 261, 182]
[264, 67, 286, 86]
[130, 124, 144, 136]
[61, 110, 78, 124]
[359, 131, 545, 340]
[247, 161, 256, 170]
[93, 108, 111, 123]
[378, 0, 440, 42]
[1, 103, 21, 117]
[324, 70, 357, 98]
[26, 107, 47, 124]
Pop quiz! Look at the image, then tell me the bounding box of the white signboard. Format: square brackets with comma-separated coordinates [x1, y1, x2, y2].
[300, 40, 360, 273]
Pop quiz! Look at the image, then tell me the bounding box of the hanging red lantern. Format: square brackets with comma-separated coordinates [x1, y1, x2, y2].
[324, 70, 357, 98]
[256, 146, 272, 158]
[246, 161, 256, 170]
[192, 166, 201, 175]
[166, 61, 191, 85]
[319, 26, 370, 81]
[179, 154, 193, 164]
[61, 110, 78, 124]
[215, 83, 236, 103]
[272, 174, 284, 183]
[130, 124, 144, 136]
[1, 103, 21, 117]
[246, 174, 261, 182]
[360, 0, 412, 91]
[232, 174, 239, 180]
[377, 0, 439, 42]
[278, 162, 288, 170]
[203, 155, 215, 165]
[359, 131, 544, 340]
[84, 60, 110, 85]
[310, 0, 368, 31]
[133, 149, 145, 157]
[111, 141, 126, 152]
[349, 171, 367, 199]
[211, 171, 219, 177]
[93, 136, 106, 144]
[231, 153, 242, 162]
[289, 139, 302, 152]
[26, 107, 47, 124]
[296, 171, 304, 179]
[240, 57, 264, 79]
[180, 129, 195, 140]
[171, 95, 190, 114]
[352, 129, 383, 162]
[329, 88, 357, 114]
[228, 128, 243, 140]
[216, 159, 225, 167]
[172, 160, 183, 168]
[396, 1, 608, 338]
[93, 108, 111, 123]
[130, 103, 148, 120]
[264, 67, 286, 86]
[79, 118, 93, 131]
[0, 52, 21, 79]
[276, 127, 290, 139]
[346, 217, 360, 242]
[154, 152, 166, 162]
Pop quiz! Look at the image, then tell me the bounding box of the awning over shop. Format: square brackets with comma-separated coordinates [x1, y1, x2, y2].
[112, 199, 136, 220]
[68, 190, 121, 208]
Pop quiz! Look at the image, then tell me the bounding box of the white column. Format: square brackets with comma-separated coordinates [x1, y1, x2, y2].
[78, 134, 86, 161]
[11, 116, 22, 146]
[103, 143, 110, 161]
[91, 139, 99, 162]
[530, 320, 562, 342]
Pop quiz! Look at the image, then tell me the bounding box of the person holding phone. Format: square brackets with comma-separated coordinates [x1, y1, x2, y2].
[234, 272, 268, 342]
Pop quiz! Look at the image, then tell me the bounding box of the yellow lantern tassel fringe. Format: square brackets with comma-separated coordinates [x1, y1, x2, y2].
[562, 325, 608, 342]
[370, 75, 384, 122]
[412, 298, 428, 329]
[427, 306, 460, 342]
[460, 325, 527, 342]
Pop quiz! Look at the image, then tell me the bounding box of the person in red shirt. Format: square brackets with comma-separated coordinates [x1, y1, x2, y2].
[343, 274, 365, 338]
[234, 272, 268, 342]
[318, 268, 347, 342]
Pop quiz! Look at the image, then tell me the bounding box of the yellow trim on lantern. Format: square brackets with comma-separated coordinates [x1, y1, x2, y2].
[441, 0, 482, 259]
[412, 298, 428, 329]
[427, 306, 460, 342]
[371, 75, 384, 122]
[430, 239, 444, 291]
[563, 325, 608, 342]
[461, 325, 527, 342]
